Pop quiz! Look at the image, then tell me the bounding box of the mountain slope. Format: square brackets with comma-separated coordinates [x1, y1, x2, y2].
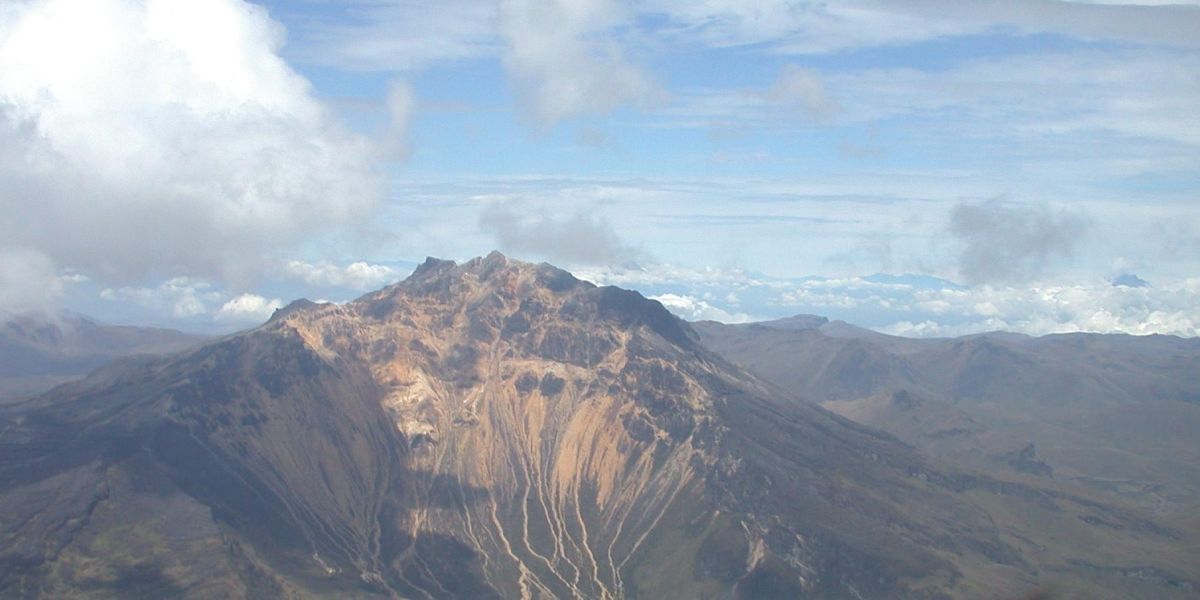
[695, 317, 1200, 578]
[1, 255, 1192, 598]
[0, 314, 203, 402]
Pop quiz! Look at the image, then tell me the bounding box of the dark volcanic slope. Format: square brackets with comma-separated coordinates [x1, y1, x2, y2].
[0, 314, 203, 402]
[1, 255, 1191, 599]
[696, 316, 1200, 594]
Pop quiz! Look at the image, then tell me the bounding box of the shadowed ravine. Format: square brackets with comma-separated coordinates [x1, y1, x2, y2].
[0, 253, 1193, 599]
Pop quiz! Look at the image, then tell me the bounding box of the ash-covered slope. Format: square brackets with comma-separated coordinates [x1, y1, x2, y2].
[1, 253, 1188, 598]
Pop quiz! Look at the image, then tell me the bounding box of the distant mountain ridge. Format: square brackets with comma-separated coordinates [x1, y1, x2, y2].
[695, 314, 1200, 405]
[0, 313, 203, 401]
[695, 315, 1200, 533]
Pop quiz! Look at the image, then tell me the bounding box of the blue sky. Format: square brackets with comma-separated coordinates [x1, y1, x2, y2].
[1, 0, 1198, 336]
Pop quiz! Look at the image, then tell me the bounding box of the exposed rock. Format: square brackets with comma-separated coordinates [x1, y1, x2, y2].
[1003, 443, 1054, 478]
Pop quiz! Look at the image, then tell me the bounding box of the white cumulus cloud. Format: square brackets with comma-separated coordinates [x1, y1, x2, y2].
[0, 0, 383, 312]
[651, 293, 754, 323]
[0, 248, 62, 319]
[101, 277, 224, 319]
[217, 293, 283, 323]
[284, 260, 400, 291]
[772, 277, 1200, 337]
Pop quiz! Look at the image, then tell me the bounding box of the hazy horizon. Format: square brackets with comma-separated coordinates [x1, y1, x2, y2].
[2, 0, 1198, 338]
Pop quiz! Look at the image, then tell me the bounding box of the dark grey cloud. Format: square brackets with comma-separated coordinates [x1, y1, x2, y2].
[478, 203, 644, 266]
[1112, 273, 1150, 288]
[948, 199, 1090, 285]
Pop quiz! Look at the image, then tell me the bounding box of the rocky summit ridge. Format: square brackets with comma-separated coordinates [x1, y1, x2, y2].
[0, 252, 1189, 599]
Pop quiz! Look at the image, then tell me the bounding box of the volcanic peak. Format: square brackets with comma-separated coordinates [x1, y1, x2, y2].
[348, 251, 698, 353]
[3, 253, 1186, 599]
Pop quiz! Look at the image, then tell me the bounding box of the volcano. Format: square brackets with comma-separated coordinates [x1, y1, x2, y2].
[0, 253, 1188, 599]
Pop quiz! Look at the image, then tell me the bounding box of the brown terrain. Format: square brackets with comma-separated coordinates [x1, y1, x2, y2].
[0, 253, 1195, 598]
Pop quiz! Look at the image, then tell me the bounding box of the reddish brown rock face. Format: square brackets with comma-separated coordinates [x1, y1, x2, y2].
[0, 253, 1191, 599]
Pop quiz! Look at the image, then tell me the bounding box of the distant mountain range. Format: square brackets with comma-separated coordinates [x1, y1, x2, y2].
[695, 316, 1200, 558]
[0, 255, 1196, 598]
[0, 314, 204, 402]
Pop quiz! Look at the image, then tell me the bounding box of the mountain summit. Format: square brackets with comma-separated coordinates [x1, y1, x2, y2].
[0, 253, 1187, 598]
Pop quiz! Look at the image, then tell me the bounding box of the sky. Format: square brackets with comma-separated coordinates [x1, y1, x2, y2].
[1, 0, 1198, 337]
